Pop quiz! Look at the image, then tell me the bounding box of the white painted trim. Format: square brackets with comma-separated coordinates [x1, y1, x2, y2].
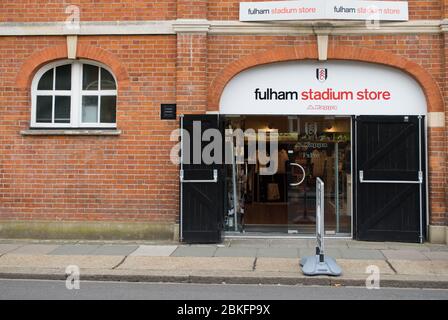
[317, 34, 329, 60]
[0, 21, 175, 36]
[0, 19, 443, 36]
[173, 19, 210, 33]
[209, 20, 315, 35]
[446, 226, 448, 245]
[427, 112, 445, 128]
[209, 20, 442, 35]
[440, 19, 448, 33]
[21, 129, 121, 136]
[66, 35, 78, 59]
[31, 59, 118, 128]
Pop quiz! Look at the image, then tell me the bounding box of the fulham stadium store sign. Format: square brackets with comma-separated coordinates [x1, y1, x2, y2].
[240, 0, 409, 22]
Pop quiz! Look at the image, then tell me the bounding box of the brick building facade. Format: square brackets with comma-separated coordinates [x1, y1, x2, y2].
[0, 0, 447, 243]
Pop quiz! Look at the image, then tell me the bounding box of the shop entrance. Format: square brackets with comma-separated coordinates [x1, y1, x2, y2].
[224, 115, 352, 236]
[179, 59, 429, 243]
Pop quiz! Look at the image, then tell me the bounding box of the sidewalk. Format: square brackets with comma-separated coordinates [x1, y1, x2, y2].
[0, 238, 447, 289]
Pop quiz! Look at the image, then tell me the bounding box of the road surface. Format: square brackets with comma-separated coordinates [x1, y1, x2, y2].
[0, 279, 447, 300]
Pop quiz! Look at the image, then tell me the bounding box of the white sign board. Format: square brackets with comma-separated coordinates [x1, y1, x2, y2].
[220, 61, 427, 116]
[240, 0, 408, 22]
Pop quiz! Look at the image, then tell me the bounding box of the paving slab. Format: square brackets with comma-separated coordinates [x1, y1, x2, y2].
[389, 260, 448, 275]
[89, 245, 139, 256]
[428, 261, 448, 275]
[299, 247, 342, 259]
[171, 246, 217, 257]
[229, 239, 270, 248]
[299, 247, 317, 258]
[0, 254, 123, 269]
[119, 257, 255, 272]
[255, 258, 300, 273]
[382, 249, 429, 261]
[385, 243, 430, 251]
[9, 244, 60, 255]
[75, 240, 173, 245]
[340, 248, 385, 260]
[214, 247, 258, 257]
[0, 239, 74, 245]
[336, 259, 395, 275]
[346, 241, 389, 250]
[320, 240, 349, 248]
[48, 244, 101, 255]
[388, 260, 431, 275]
[427, 244, 448, 252]
[221, 240, 232, 247]
[268, 239, 311, 248]
[129, 245, 177, 257]
[423, 251, 448, 261]
[0, 244, 22, 255]
[256, 248, 299, 258]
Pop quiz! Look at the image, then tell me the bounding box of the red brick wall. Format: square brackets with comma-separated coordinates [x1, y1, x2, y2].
[0, 0, 442, 22]
[443, 32, 448, 227]
[178, 0, 208, 19]
[177, 33, 209, 114]
[208, 35, 316, 85]
[0, 0, 446, 229]
[0, 35, 179, 222]
[0, 0, 176, 22]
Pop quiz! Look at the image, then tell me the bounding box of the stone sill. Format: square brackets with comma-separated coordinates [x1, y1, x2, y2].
[20, 129, 122, 136]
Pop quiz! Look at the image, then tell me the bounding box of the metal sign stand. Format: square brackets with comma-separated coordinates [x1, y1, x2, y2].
[300, 178, 342, 276]
[231, 138, 239, 231]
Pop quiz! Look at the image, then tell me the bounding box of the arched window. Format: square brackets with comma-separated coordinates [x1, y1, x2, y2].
[31, 60, 117, 128]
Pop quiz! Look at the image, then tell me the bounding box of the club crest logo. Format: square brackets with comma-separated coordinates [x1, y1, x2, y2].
[316, 68, 328, 82]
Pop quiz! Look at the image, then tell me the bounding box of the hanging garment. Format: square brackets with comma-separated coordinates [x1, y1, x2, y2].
[267, 182, 281, 201]
[277, 149, 289, 174]
[312, 149, 326, 177]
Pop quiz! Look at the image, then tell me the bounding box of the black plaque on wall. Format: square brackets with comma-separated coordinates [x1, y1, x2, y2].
[161, 104, 177, 120]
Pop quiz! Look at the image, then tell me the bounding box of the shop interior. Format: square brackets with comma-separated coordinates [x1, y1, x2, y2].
[224, 115, 352, 236]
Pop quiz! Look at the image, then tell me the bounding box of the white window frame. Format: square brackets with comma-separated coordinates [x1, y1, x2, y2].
[31, 59, 118, 128]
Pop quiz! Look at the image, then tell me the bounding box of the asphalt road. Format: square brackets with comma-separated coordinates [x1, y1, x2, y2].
[0, 279, 447, 300]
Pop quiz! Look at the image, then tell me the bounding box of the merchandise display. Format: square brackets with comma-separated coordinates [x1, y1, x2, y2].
[224, 115, 351, 234]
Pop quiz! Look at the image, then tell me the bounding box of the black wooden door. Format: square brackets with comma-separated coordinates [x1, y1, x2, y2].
[180, 114, 224, 243]
[354, 116, 425, 243]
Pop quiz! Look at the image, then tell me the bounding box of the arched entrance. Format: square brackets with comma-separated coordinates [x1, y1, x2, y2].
[213, 57, 433, 243]
[219, 60, 427, 116]
[207, 45, 443, 114]
[180, 46, 444, 243]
